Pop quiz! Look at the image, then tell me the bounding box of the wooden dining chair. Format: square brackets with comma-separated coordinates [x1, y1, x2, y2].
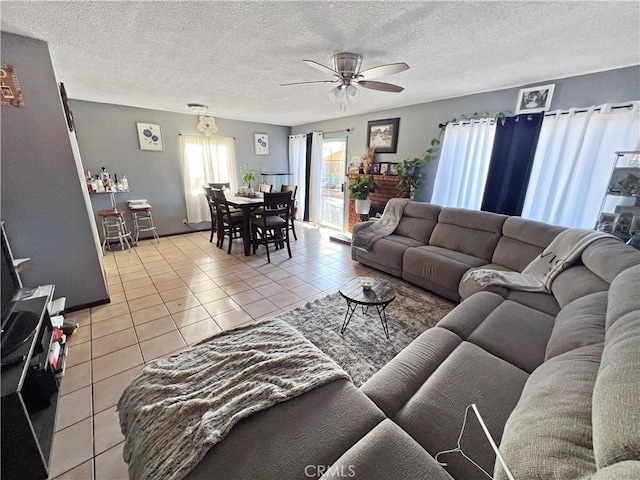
[203, 186, 218, 243]
[250, 191, 292, 263]
[211, 189, 244, 254]
[280, 184, 298, 240]
[259, 183, 273, 193]
[209, 182, 230, 190]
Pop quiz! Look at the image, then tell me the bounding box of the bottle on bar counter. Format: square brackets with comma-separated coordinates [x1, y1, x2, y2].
[121, 174, 129, 190]
[101, 167, 110, 191]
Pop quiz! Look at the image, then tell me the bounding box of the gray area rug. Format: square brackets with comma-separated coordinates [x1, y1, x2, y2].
[275, 280, 456, 387]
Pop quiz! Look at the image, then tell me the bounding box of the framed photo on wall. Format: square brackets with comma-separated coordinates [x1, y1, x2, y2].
[379, 163, 389, 175]
[367, 117, 400, 153]
[388, 163, 398, 175]
[371, 163, 380, 174]
[515, 84, 555, 114]
[136, 122, 163, 151]
[254, 133, 269, 155]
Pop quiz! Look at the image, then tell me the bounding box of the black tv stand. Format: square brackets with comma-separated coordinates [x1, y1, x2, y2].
[1, 285, 59, 480]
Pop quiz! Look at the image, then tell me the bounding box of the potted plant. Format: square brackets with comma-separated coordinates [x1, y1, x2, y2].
[397, 156, 427, 199]
[361, 146, 376, 174]
[240, 163, 256, 193]
[349, 175, 378, 215]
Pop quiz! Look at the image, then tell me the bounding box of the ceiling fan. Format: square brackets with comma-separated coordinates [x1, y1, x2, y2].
[281, 52, 409, 110]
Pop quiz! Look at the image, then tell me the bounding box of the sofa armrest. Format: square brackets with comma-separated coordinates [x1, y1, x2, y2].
[351, 221, 375, 260]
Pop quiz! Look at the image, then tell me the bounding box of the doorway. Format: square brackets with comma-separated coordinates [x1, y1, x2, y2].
[320, 136, 347, 230]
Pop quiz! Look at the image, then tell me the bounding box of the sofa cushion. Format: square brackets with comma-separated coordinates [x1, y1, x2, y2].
[320, 419, 453, 480]
[495, 345, 602, 480]
[552, 265, 611, 308]
[429, 207, 507, 262]
[186, 379, 385, 480]
[592, 265, 640, 470]
[393, 342, 528, 480]
[491, 216, 565, 272]
[354, 234, 424, 277]
[588, 461, 640, 479]
[403, 245, 489, 301]
[393, 201, 441, 244]
[435, 291, 505, 339]
[545, 292, 607, 361]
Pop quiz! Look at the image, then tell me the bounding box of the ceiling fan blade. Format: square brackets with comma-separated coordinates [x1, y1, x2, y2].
[358, 62, 409, 80]
[303, 60, 340, 77]
[357, 80, 404, 93]
[281, 80, 337, 86]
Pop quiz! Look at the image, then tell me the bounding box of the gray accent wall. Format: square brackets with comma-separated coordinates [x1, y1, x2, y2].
[292, 66, 640, 202]
[1, 32, 108, 308]
[69, 101, 290, 235]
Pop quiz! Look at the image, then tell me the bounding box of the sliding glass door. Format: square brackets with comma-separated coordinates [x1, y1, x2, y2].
[320, 136, 347, 230]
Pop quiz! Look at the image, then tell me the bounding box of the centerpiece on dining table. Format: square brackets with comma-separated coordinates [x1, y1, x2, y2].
[239, 163, 257, 197]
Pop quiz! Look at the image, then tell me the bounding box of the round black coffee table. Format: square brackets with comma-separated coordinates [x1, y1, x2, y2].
[339, 277, 396, 339]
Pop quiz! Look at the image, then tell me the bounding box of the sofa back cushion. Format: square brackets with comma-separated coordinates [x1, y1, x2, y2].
[429, 208, 506, 261]
[592, 265, 640, 470]
[492, 217, 566, 272]
[393, 201, 441, 244]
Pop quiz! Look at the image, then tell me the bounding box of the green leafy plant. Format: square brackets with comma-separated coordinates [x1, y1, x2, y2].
[397, 111, 507, 198]
[349, 175, 378, 200]
[240, 163, 256, 188]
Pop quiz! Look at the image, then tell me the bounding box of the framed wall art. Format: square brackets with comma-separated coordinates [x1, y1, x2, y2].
[254, 133, 269, 155]
[136, 122, 163, 151]
[379, 163, 389, 175]
[388, 163, 398, 175]
[367, 117, 400, 153]
[515, 84, 555, 114]
[371, 163, 380, 174]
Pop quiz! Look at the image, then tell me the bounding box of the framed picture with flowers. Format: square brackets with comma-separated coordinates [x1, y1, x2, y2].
[136, 122, 164, 151]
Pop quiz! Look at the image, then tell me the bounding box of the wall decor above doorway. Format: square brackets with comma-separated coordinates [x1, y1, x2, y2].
[136, 122, 164, 151]
[367, 117, 400, 153]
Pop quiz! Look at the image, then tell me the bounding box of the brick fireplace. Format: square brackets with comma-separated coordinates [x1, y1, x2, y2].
[347, 173, 407, 232]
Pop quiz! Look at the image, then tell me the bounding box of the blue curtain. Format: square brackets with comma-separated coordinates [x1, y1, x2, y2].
[481, 113, 544, 215]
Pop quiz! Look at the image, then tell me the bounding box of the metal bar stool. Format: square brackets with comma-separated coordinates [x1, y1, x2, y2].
[97, 209, 133, 253]
[128, 200, 160, 244]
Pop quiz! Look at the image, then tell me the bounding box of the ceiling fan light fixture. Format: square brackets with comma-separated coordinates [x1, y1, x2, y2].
[328, 84, 359, 111]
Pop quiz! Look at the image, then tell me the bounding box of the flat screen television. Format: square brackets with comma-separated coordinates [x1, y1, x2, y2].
[1, 222, 21, 318]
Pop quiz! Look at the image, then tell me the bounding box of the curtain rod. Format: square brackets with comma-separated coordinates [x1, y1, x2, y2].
[544, 103, 635, 117]
[324, 128, 352, 135]
[178, 133, 236, 139]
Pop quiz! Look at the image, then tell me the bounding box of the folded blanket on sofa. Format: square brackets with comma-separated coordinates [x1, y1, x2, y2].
[465, 229, 617, 293]
[352, 198, 410, 251]
[118, 319, 350, 480]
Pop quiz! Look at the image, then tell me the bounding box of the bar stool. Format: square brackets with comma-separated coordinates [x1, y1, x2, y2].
[98, 209, 133, 253]
[128, 200, 160, 244]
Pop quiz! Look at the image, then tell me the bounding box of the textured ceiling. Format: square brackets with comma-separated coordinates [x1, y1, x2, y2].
[2, 1, 638, 126]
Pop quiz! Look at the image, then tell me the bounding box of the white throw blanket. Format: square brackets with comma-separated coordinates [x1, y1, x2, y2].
[118, 319, 350, 480]
[464, 229, 617, 293]
[352, 198, 410, 251]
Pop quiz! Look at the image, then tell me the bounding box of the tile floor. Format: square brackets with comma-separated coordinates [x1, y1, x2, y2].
[49, 223, 376, 479]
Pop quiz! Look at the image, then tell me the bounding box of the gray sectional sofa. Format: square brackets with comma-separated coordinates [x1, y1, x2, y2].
[186, 202, 640, 480]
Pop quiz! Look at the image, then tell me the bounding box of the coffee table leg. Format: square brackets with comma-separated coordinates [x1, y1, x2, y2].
[341, 301, 358, 335]
[376, 304, 390, 339]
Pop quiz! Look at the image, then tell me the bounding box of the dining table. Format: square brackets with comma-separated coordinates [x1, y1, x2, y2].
[224, 192, 264, 256]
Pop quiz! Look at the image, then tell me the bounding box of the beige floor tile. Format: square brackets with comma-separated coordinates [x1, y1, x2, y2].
[92, 345, 143, 382]
[94, 442, 128, 480]
[159, 286, 192, 302]
[117, 265, 146, 275]
[175, 266, 203, 278]
[92, 328, 138, 358]
[121, 276, 153, 291]
[312, 277, 341, 291]
[128, 293, 164, 312]
[91, 302, 130, 323]
[139, 331, 186, 362]
[164, 295, 200, 314]
[277, 276, 307, 290]
[179, 318, 222, 345]
[171, 305, 212, 328]
[107, 282, 124, 294]
[135, 316, 177, 342]
[91, 314, 134, 339]
[215, 308, 253, 330]
[203, 266, 232, 278]
[150, 271, 180, 283]
[211, 273, 242, 285]
[49, 418, 93, 479]
[119, 270, 151, 283]
[131, 304, 170, 325]
[55, 386, 93, 431]
[229, 289, 264, 306]
[241, 298, 280, 319]
[220, 280, 252, 295]
[52, 459, 93, 480]
[265, 269, 290, 281]
[94, 406, 125, 455]
[256, 282, 288, 296]
[194, 287, 228, 304]
[290, 284, 323, 299]
[66, 341, 92, 368]
[202, 297, 239, 317]
[107, 291, 127, 305]
[93, 365, 143, 414]
[59, 361, 92, 396]
[124, 284, 158, 301]
[187, 279, 219, 293]
[153, 277, 187, 293]
[66, 325, 91, 347]
[268, 291, 303, 308]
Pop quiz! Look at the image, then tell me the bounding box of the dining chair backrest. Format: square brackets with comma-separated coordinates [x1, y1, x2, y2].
[280, 184, 298, 198]
[209, 182, 230, 190]
[262, 191, 291, 217]
[203, 185, 214, 201]
[259, 183, 273, 194]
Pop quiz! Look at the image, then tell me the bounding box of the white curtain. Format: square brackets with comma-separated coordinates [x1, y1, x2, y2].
[521, 102, 640, 228]
[288, 134, 307, 220]
[308, 132, 324, 223]
[181, 135, 237, 223]
[431, 119, 497, 209]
